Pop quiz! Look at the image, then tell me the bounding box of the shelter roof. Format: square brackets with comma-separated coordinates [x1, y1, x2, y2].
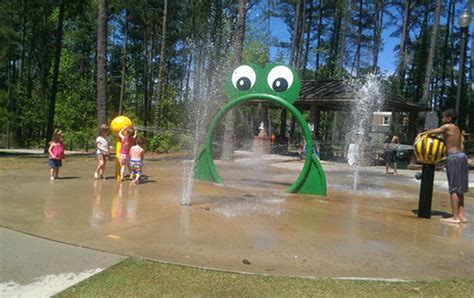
[295, 79, 430, 112]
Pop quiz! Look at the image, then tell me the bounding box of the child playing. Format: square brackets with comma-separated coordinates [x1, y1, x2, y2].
[129, 136, 145, 185]
[118, 126, 137, 181]
[418, 109, 468, 224]
[384, 133, 400, 175]
[95, 124, 110, 179]
[48, 129, 65, 180]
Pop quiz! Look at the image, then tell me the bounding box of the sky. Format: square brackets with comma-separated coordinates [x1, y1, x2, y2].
[249, 7, 399, 75]
[248, 2, 474, 76]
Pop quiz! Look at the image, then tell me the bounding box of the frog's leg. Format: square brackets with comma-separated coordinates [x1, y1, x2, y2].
[287, 150, 326, 195]
[193, 146, 223, 185]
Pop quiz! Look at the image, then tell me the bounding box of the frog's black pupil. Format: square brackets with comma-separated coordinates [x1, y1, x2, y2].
[237, 77, 251, 90]
[273, 78, 288, 92]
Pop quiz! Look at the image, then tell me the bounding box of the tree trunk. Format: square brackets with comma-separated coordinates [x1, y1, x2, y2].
[147, 15, 157, 129]
[193, 47, 203, 103]
[184, 52, 193, 122]
[413, 9, 429, 102]
[6, 49, 14, 148]
[264, 1, 273, 138]
[19, 0, 28, 79]
[421, 0, 442, 106]
[295, 0, 306, 71]
[264, 104, 271, 137]
[45, 0, 66, 152]
[354, 0, 363, 77]
[468, 0, 473, 108]
[315, 1, 324, 72]
[207, 0, 223, 94]
[302, 0, 313, 76]
[36, 11, 54, 148]
[470, 25, 474, 132]
[221, 0, 247, 161]
[289, 0, 302, 67]
[329, 9, 341, 77]
[118, 11, 128, 115]
[396, 0, 411, 93]
[470, 19, 474, 98]
[26, 23, 37, 104]
[337, 0, 349, 78]
[465, 0, 473, 132]
[449, 1, 456, 93]
[439, 0, 453, 111]
[373, 0, 383, 72]
[471, 25, 474, 88]
[280, 0, 302, 146]
[467, 8, 474, 96]
[289, 116, 296, 144]
[154, 0, 168, 128]
[143, 31, 149, 127]
[332, 0, 351, 142]
[96, 0, 108, 128]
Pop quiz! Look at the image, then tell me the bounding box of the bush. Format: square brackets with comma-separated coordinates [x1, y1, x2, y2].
[146, 130, 191, 153]
[63, 128, 95, 152]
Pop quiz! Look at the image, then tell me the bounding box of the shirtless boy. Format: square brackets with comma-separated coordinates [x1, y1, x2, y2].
[419, 109, 469, 224]
[129, 136, 145, 185]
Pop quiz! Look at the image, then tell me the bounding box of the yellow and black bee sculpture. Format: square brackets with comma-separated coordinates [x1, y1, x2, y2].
[414, 134, 447, 164]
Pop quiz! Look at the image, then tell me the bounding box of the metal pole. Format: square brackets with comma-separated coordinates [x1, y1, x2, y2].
[455, 27, 468, 130]
[418, 164, 435, 218]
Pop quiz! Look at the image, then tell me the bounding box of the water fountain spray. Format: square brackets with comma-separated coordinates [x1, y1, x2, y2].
[346, 74, 384, 190]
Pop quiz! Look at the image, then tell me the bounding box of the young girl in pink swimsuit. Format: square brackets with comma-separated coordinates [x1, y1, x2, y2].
[48, 129, 65, 181]
[118, 127, 136, 181]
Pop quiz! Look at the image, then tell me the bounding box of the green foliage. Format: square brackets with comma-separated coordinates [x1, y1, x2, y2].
[1, 0, 471, 151]
[63, 128, 95, 151]
[146, 129, 189, 153]
[0, 90, 8, 124]
[465, 137, 474, 154]
[158, 87, 180, 129]
[147, 132, 170, 152]
[243, 40, 269, 67]
[242, 19, 270, 67]
[404, 29, 430, 101]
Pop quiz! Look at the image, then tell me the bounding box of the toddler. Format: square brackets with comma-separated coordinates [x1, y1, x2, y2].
[118, 127, 136, 181]
[129, 136, 145, 185]
[48, 129, 65, 180]
[95, 124, 110, 179]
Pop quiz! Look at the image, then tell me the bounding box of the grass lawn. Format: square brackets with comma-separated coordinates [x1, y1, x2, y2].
[57, 258, 473, 297]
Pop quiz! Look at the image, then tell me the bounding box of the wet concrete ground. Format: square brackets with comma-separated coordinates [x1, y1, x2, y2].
[0, 154, 473, 280]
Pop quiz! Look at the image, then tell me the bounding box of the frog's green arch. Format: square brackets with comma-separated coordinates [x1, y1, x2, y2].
[193, 93, 327, 195]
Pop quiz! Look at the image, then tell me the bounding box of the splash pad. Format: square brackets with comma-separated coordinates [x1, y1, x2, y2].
[1, 66, 472, 282]
[1, 156, 473, 280]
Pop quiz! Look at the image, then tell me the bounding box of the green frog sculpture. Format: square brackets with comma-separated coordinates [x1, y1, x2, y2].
[193, 64, 326, 195]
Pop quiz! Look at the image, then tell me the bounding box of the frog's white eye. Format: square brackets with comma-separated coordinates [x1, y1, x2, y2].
[231, 65, 256, 91]
[267, 65, 294, 92]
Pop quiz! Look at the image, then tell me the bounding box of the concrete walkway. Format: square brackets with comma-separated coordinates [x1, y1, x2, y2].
[0, 227, 125, 297]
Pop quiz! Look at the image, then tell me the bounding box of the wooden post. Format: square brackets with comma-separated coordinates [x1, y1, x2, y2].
[310, 103, 320, 139]
[407, 112, 417, 144]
